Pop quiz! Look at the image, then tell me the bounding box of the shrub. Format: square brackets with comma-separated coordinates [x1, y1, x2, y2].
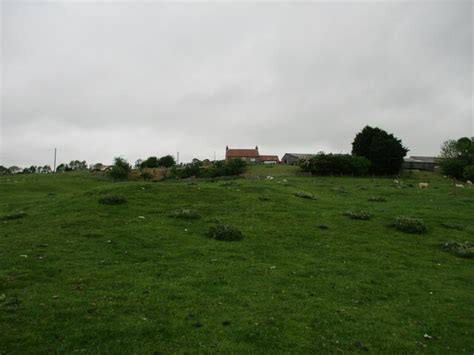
[293, 191, 317, 200]
[439, 159, 465, 179]
[442, 241, 474, 259]
[352, 125, 408, 175]
[391, 216, 427, 234]
[107, 157, 132, 180]
[368, 196, 387, 202]
[98, 195, 127, 205]
[463, 165, 474, 181]
[207, 223, 243, 241]
[343, 210, 370, 220]
[140, 157, 160, 169]
[0, 211, 27, 221]
[300, 153, 371, 176]
[171, 209, 201, 219]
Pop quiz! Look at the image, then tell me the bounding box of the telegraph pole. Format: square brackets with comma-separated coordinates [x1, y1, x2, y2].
[53, 148, 57, 172]
[177, 152, 179, 165]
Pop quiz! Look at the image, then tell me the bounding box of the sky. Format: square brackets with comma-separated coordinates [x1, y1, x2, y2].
[1, 0, 472, 167]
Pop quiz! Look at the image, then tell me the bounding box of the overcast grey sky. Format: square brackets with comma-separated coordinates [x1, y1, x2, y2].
[1, 1, 472, 167]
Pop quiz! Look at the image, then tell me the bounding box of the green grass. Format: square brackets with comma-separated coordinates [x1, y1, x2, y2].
[0, 169, 473, 353]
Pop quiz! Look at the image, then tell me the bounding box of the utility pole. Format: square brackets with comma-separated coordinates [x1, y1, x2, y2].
[53, 148, 57, 172]
[177, 152, 179, 165]
[214, 151, 216, 162]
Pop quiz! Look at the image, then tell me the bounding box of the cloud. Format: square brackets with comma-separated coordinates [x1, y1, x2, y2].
[1, 1, 472, 167]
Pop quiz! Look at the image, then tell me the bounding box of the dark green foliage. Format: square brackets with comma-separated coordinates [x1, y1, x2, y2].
[391, 216, 427, 234]
[107, 157, 132, 180]
[158, 155, 176, 168]
[172, 159, 247, 179]
[293, 191, 317, 200]
[300, 153, 371, 176]
[368, 196, 387, 202]
[352, 126, 408, 175]
[440, 159, 465, 179]
[0, 166, 10, 175]
[442, 241, 474, 259]
[343, 210, 370, 220]
[207, 223, 243, 241]
[0, 211, 27, 221]
[140, 157, 160, 169]
[98, 195, 127, 205]
[170, 209, 201, 219]
[463, 165, 474, 181]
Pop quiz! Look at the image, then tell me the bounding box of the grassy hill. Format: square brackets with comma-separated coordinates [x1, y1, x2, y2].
[0, 166, 473, 353]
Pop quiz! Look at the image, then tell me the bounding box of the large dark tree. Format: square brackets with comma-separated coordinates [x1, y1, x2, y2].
[141, 157, 160, 169]
[158, 155, 176, 168]
[352, 126, 408, 175]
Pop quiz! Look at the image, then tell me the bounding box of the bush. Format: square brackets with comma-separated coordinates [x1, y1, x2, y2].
[293, 191, 318, 200]
[158, 155, 176, 168]
[442, 241, 474, 259]
[0, 211, 27, 221]
[207, 223, 243, 241]
[391, 216, 427, 234]
[368, 196, 387, 202]
[352, 126, 408, 175]
[172, 159, 247, 179]
[171, 209, 201, 219]
[463, 165, 474, 181]
[107, 157, 132, 180]
[98, 195, 127, 205]
[300, 153, 371, 176]
[140, 157, 160, 169]
[439, 159, 465, 179]
[343, 210, 370, 220]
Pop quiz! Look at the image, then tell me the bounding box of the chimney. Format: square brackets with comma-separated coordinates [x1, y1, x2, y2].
[255, 145, 258, 151]
[226, 146, 229, 151]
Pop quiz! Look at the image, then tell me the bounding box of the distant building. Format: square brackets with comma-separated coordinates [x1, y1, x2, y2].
[259, 155, 279, 165]
[403, 156, 439, 171]
[281, 153, 316, 165]
[225, 146, 279, 164]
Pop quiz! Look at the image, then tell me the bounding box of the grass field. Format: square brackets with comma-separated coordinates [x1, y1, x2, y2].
[1, 166, 473, 353]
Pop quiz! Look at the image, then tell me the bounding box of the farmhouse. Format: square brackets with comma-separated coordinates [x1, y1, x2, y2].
[225, 146, 279, 164]
[281, 153, 316, 165]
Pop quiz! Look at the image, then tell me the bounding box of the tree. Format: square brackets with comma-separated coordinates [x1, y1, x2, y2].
[134, 159, 143, 169]
[158, 155, 176, 168]
[141, 156, 160, 169]
[0, 166, 10, 175]
[439, 139, 459, 160]
[8, 166, 21, 174]
[107, 157, 131, 180]
[40, 165, 52, 173]
[352, 126, 408, 175]
[69, 160, 87, 170]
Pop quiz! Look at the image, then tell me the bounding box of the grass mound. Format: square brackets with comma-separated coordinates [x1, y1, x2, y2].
[343, 210, 370, 220]
[293, 191, 317, 200]
[171, 209, 201, 220]
[207, 223, 243, 241]
[0, 211, 26, 221]
[442, 241, 474, 259]
[368, 196, 387, 202]
[391, 216, 427, 234]
[98, 195, 127, 205]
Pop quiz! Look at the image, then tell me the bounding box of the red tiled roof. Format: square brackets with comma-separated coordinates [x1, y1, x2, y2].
[259, 155, 279, 161]
[226, 149, 259, 158]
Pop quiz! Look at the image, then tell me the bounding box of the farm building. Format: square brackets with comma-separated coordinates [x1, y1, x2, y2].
[225, 146, 279, 164]
[403, 156, 439, 171]
[281, 153, 316, 165]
